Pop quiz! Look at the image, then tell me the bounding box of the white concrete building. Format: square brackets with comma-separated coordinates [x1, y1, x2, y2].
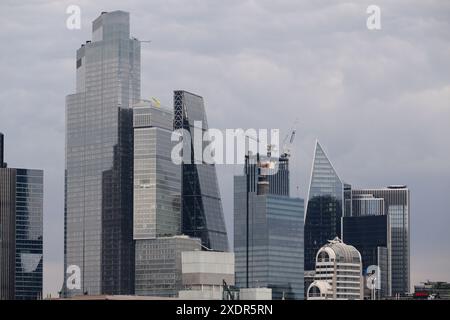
[178, 251, 235, 300]
[307, 237, 363, 300]
[239, 288, 272, 300]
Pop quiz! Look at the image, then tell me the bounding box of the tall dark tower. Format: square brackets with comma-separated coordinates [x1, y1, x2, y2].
[0, 134, 43, 300]
[233, 153, 304, 299]
[173, 90, 229, 252]
[304, 141, 350, 272]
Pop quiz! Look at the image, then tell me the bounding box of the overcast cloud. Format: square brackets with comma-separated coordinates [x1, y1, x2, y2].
[0, 0, 449, 296]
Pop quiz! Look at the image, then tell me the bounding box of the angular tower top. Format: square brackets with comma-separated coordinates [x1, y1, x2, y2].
[92, 10, 130, 42]
[307, 140, 343, 200]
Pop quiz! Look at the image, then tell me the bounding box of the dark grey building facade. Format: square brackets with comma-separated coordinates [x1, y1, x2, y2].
[343, 215, 389, 298]
[352, 186, 410, 295]
[0, 167, 16, 300]
[234, 155, 304, 299]
[64, 11, 139, 296]
[0, 132, 5, 167]
[0, 134, 43, 300]
[173, 90, 228, 252]
[304, 141, 350, 272]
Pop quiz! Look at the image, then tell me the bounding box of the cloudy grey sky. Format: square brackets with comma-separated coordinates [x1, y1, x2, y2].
[1, 0, 449, 296]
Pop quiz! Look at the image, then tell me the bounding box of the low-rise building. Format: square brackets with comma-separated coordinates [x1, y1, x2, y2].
[307, 237, 363, 300]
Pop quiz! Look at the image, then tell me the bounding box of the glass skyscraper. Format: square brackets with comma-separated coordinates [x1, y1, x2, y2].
[234, 155, 304, 299]
[352, 186, 410, 295]
[64, 11, 139, 296]
[0, 135, 43, 300]
[173, 90, 228, 252]
[133, 101, 181, 239]
[133, 100, 192, 296]
[14, 169, 44, 300]
[304, 141, 349, 272]
[343, 215, 389, 298]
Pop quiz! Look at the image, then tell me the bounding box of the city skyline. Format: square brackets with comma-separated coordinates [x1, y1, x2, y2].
[0, 1, 449, 297]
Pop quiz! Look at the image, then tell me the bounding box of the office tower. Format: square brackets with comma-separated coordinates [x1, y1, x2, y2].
[0, 135, 43, 300]
[351, 194, 385, 217]
[173, 90, 228, 252]
[14, 169, 44, 300]
[134, 236, 201, 297]
[133, 101, 181, 239]
[234, 154, 304, 299]
[0, 166, 15, 300]
[352, 186, 410, 296]
[133, 100, 188, 296]
[64, 11, 139, 296]
[307, 237, 363, 300]
[343, 215, 389, 298]
[244, 154, 290, 196]
[304, 141, 350, 272]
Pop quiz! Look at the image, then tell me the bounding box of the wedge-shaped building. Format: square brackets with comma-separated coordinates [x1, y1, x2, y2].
[173, 90, 228, 252]
[304, 141, 350, 272]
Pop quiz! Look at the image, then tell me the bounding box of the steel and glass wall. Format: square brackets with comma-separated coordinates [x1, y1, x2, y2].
[244, 155, 290, 196]
[173, 90, 228, 252]
[352, 187, 410, 295]
[342, 215, 388, 297]
[134, 236, 200, 297]
[352, 194, 385, 217]
[304, 141, 345, 271]
[133, 104, 181, 239]
[14, 169, 43, 300]
[65, 10, 139, 296]
[234, 157, 304, 300]
[0, 167, 43, 300]
[0, 168, 16, 300]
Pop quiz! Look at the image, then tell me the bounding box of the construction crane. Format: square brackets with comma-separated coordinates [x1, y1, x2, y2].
[281, 120, 298, 158]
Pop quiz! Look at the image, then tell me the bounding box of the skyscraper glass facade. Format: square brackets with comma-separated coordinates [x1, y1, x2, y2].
[351, 194, 385, 217]
[14, 169, 43, 300]
[234, 156, 304, 299]
[0, 136, 43, 300]
[304, 141, 346, 271]
[65, 10, 139, 296]
[133, 102, 181, 239]
[173, 90, 228, 252]
[0, 168, 16, 300]
[352, 187, 410, 295]
[342, 215, 389, 297]
[134, 236, 201, 297]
